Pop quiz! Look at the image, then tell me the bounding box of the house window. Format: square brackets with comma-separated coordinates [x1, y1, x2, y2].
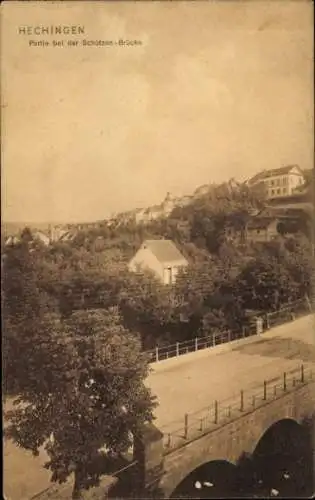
[271, 189, 275, 195]
[283, 188, 287, 194]
[277, 189, 280, 194]
[276, 179, 280, 186]
[257, 229, 260, 234]
[271, 180, 275, 186]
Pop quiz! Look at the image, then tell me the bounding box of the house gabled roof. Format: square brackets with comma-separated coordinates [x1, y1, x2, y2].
[33, 231, 50, 245]
[255, 206, 302, 219]
[141, 239, 188, 265]
[248, 165, 304, 185]
[5, 235, 20, 245]
[247, 217, 278, 231]
[59, 230, 76, 242]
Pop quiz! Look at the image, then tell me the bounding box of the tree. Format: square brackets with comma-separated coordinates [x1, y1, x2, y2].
[118, 270, 185, 348]
[4, 308, 156, 498]
[20, 226, 34, 244]
[2, 242, 46, 395]
[2, 243, 41, 321]
[178, 180, 267, 255]
[283, 236, 314, 299]
[237, 255, 298, 312]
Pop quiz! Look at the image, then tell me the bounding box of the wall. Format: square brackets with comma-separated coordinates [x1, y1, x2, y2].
[149, 331, 262, 373]
[128, 247, 163, 282]
[162, 262, 187, 285]
[288, 169, 305, 193]
[266, 219, 279, 240]
[247, 228, 269, 243]
[246, 219, 279, 243]
[260, 168, 304, 199]
[148, 382, 315, 498]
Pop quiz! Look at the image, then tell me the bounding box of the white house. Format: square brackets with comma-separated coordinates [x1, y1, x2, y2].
[247, 165, 305, 199]
[134, 208, 148, 224]
[33, 231, 51, 246]
[4, 235, 20, 246]
[193, 184, 210, 198]
[176, 195, 193, 207]
[128, 239, 189, 285]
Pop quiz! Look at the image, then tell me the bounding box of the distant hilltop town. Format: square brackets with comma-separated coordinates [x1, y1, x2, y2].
[2, 165, 313, 247]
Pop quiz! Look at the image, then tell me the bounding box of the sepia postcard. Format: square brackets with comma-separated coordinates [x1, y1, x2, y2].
[1, 1, 314, 499]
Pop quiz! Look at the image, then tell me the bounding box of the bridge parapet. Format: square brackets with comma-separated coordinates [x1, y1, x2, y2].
[161, 364, 313, 452]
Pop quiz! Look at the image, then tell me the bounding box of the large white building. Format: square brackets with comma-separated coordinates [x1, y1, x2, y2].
[248, 165, 305, 199]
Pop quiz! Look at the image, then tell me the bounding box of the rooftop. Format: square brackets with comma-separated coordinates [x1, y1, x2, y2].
[141, 239, 187, 264]
[256, 207, 302, 219]
[247, 217, 278, 230]
[248, 165, 303, 185]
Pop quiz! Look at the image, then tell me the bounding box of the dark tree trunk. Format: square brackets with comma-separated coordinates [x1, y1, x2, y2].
[72, 465, 85, 499]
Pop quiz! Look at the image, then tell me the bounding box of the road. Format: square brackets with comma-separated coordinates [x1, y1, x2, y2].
[147, 314, 315, 433]
[3, 438, 52, 500]
[3, 314, 315, 499]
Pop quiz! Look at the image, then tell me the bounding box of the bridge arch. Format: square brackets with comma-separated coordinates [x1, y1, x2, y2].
[161, 417, 312, 498]
[167, 419, 311, 499]
[249, 418, 312, 497]
[253, 418, 305, 457]
[157, 383, 315, 498]
[169, 459, 238, 499]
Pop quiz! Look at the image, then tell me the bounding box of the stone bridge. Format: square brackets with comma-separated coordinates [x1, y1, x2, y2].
[130, 376, 315, 498]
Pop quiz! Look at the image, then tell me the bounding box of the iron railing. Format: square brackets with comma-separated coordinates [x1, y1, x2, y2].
[160, 363, 314, 452]
[147, 297, 310, 363]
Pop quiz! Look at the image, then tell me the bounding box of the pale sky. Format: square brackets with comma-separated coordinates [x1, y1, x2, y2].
[1, 1, 313, 223]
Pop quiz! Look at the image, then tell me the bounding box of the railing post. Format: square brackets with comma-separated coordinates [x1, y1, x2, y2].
[199, 418, 204, 431]
[214, 400, 218, 424]
[167, 433, 171, 448]
[263, 380, 267, 400]
[184, 413, 188, 439]
[240, 390, 244, 411]
[155, 346, 159, 363]
[301, 364, 304, 383]
[266, 313, 270, 330]
[228, 330, 231, 343]
[195, 337, 198, 351]
[176, 342, 179, 357]
[305, 293, 312, 312]
[256, 317, 263, 335]
[242, 326, 245, 338]
[283, 372, 287, 392]
[213, 334, 216, 347]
